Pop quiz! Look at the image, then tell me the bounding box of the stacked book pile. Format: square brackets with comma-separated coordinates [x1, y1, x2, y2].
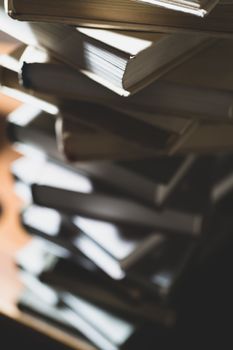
[1, 0, 233, 348]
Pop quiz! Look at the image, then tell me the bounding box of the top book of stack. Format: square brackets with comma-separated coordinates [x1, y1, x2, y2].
[6, 0, 233, 35]
[6, 0, 220, 20]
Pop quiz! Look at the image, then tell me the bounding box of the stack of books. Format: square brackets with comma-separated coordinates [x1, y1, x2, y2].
[1, 0, 233, 348]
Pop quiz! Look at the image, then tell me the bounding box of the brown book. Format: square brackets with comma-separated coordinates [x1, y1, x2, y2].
[5, 0, 233, 36]
[56, 114, 164, 162]
[56, 103, 198, 161]
[0, 4, 210, 95]
[20, 44, 233, 123]
[57, 102, 233, 160]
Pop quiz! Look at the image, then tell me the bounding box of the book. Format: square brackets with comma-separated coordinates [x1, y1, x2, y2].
[56, 119, 195, 207]
[20, 45, 233, 123]
[0, 4, 210, 95]
[18, 280, 141, 350]
[31, 185, 204, 236]
[17, 238, 176, 325]
[8, 105, 161, 162]
[71, 219, 197, 295]
[76, 222, 163, 280]
[20, 205, 165, 279]
[5, 111, 200, 208]
[57, 110, 233, 157]
[16, 236, 147, 304]
[6, 0, 220, 18]
[7, 102, 208, 162]
[20, 46, 202, 129]
[56, 104, 198, 159]
[12, 156, 203, 235]
[19, 205, 198, 296]
[18, 273, 156, 350]
[8, 112, 230, 209]
[5, 0, 233, 35]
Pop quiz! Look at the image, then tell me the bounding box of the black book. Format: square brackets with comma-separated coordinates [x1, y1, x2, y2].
[12, 155, 203, 235]
[18, 273, 158, 350]
[21, 205, 165, 279]
[31, 184, 203, 235]
[17, 238, 176, 326]
[7, 108, 198, 208]
[20, 205, 197, 302]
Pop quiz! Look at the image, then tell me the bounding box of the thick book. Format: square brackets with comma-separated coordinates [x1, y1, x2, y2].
[7, 104, 164, 161]
[6, 0, 219, 18]
[0, 5, 210, 95]
[7, 106, 200, 164]
[20, 45, 233, 123]
[18, 274, 160, 350]
[7, 103, 203, 162]
[57, 110, 233, 157]
[6, 111, 199, 208]
[20, 205, 165, 279]
[12, 46, 196, 136]
[12, 155, 203, 235]
[71, 219, 197, 295]
[56, 104, 199, 159]
[7, 112, 228, 210]
[5, 0, 233, 35]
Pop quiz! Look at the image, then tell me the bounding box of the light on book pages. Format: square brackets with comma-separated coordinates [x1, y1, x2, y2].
[23, 206, 62, 237]
[1, 86, 59, 114]
[75, 216, 137, 260]
[72, 234, 125, 280]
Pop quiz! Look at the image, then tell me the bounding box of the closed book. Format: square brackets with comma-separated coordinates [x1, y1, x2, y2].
[20, 45, 233, 123]
[0, 4, 210, 95]
[56, 103, 193, 159]
[57, 108, 233, 157]
[12, 156, 203, 235]
[6, 111, 197, 208]
[18, 275, 154, 350]
[17, 238, 176, 325]
[6, 0, 219, 18]
[5, 0, 233, 36]
[8, 104, 160, 161]
[20, 205, 165, 279]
